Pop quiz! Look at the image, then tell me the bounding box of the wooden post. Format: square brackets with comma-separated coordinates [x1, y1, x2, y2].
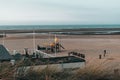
[45, 75, 48, 80]
[99, 55, 102, 59]
[104, 50, 107, 57]
[114, 69, 119, 80]
[114, 69, 119, 76]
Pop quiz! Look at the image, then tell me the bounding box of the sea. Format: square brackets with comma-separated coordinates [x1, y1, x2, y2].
[0, 25, 120, 30]
[0, 25, 120, 35]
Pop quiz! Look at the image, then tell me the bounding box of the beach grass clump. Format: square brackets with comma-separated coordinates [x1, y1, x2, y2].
[72, 60, 120, 80]
[16, 66, 73, 80]
[73, 66, 111, 80]
[0, 62, 15, 80]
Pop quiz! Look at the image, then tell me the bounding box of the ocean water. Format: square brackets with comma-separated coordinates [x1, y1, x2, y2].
[0, 25, 120, 30]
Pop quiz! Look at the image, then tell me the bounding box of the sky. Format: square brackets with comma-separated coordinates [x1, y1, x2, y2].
[0, 0, 120, 25]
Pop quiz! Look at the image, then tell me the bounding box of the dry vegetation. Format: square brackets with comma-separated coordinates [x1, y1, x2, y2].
[0, 59, 119, 80]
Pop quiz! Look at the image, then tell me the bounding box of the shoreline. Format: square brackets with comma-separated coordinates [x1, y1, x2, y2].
[0, 28, 120, 35]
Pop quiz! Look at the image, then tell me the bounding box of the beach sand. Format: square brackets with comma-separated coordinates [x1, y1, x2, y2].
[0, 31, 120, 68]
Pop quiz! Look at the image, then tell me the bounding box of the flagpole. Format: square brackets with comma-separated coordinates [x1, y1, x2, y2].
[48, 32, 51, 44]
[2, 32, 5, 46]
[33, 29, 36, 52]
[55, 34, 57, 57]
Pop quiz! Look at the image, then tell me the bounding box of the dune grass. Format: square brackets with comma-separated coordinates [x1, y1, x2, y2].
[0, 59, 119, 80]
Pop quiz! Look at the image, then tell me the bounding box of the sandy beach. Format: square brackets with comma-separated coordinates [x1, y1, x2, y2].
[0, 30, 120, 68]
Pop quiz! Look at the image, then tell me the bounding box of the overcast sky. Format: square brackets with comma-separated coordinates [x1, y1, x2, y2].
[0, 0, 120, 25]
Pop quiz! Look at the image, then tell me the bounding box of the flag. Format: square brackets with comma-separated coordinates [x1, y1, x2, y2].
[54, 36, 59, 43]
